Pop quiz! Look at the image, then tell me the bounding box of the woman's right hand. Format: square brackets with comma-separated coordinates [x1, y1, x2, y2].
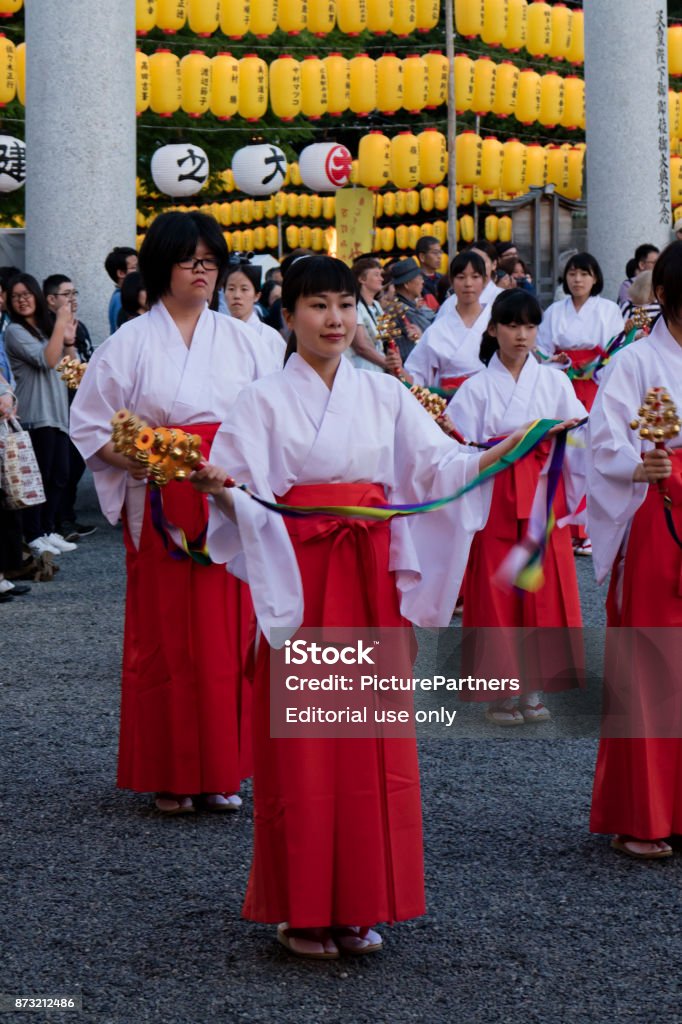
[190, 462, 234, 495]
[0, 393, 15, 420]
[384, 345, 404, 378]
[634, 448, 672, 483]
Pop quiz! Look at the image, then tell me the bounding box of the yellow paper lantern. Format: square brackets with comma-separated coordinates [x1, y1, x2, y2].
[149, 48, 181, 117]
[471, 56, 495, 116]
[323, 196, 336, 219]
[217, 201, 231, 226]
[492, 61, 519, 118]
[300, 56, 328, 119]
[242, 228, 255, 251]
[220, 0, 250, 38]
[526, 1, 552, 58]
[421, 187, 435, 212]
[309, 194, 323, 218]
[670, 90, 681, 141]
[454, 53, 475, 114]
[566, 9, 584, 65]
[480, 136, 503, 192]
[299, 226, 312, 249]
[454, 0, 484, 38]
[501, 138, 527, 195]
[349, 53, 376, 116]
[376, 52, 403, 115]
[549, 3, 572, 61]
[416, 0, 439, 33]
[503, 0, 527, 51]
[423, 50, 448, 109]
[391, 133, 420, 191]
[311, 227, 325, 252]
[456, 131, 482, 187]
[366, 0, 393, 34]
[515, 68, 541, 125]
[286, 194, 298, 218]
[564, 146, 584, 201]
[136, 49, 150, 116]
[395, 191, 407, 216]
[239, 54, 268, 121]
[0, 32, 15, 107]
[265, 224, 279, 249]
[240, 198, 254, 222]
[279, 0, 307, 34]
[670, 25, 682, 77]
[269, 55, 301, 121]
[250, 0, 277, 36]
[407, 225, 421, 250]
[432, 221, 447, 246]
[252, 226, 265, 250]
[210, 52, 239, 120]
[434, 185, 448, 211]
[481, 0, 508, 47]
[274, 191, 287, 216]
[539, 72, 564, 128]
[298, 194, 310, 218]
[230, 199, 242, 224]
[337, 0, 367, 34]
[561, 75, 584, 130]
[381, 226, 395, 252]
[14, 39, 24, 105]
[308, 0, 336, 35]
[392, 0, 417, 37]
[498, 216, 512, 243]
[525, 143, 547, 188]
[188, 0, 220, 36]
[136, 1, 157, 35]
[545, 144, 569, 194]
[459, 185, 474, 206]
[325, 52, 350, 116]
[285, 225, 300, 249]
[262, 196, 275, 217]
[484, 215, 499, 243]
[405, 190, 420, 217]
[156, 0, 187, 33]
[180, 50, 211, 118]
[396, 225, 409, 250]
[358, 131, 391, 190]
[418, 129, 447, 186]
[402, 54, 428, 114]
[383, 192, 396, 216]
[290, 162, 302, 186]
[459, 215, 475, 244]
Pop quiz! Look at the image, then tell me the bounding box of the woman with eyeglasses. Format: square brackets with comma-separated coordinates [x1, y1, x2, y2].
[4, 273, 79, 557]
[71, 212, 280, 816]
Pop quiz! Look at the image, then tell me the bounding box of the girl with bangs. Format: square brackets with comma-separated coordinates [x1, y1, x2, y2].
[193, 256, 554, 958]
[449, 290, 587, 726]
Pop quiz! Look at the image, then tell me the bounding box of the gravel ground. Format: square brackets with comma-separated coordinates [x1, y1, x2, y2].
[1, 475, 680, 1024]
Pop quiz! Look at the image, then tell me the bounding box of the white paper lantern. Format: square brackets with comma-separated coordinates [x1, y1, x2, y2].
[231, 144, 288, 196]
[150, 143, 209, 198]
[0, 135, 26, 193]
[298, 143, 352, 192]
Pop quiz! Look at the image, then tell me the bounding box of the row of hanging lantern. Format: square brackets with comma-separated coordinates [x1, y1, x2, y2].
[454, 54, 583, 128]
[455, 132, 585, 200]
[134, 0, 441, 39]
[455, 0, 584, 64]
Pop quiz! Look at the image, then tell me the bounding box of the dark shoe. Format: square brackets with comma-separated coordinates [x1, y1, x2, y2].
[60, 520, 97, 541]
[0, 592, 13, 603]
[7, 583, 31, 596]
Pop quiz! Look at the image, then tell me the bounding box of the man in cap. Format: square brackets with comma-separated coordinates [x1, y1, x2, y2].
[390, 257, 436, 362]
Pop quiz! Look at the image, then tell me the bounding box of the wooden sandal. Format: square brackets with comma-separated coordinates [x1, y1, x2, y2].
[610, 835, 673, 860]
[332, 926, 383, 955]
[277, 924, 339, 960]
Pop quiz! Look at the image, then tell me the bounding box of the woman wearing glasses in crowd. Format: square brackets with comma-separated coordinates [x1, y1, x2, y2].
[71, 212, 280, 815]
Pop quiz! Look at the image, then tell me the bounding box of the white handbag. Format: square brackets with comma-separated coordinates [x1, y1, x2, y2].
[0, 416, 46, 509]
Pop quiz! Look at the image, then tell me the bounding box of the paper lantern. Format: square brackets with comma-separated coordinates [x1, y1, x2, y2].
[402, 54, 427, 113]
[337, 0, 367, 34]
[566, 10, 584, 65]
[561, 75, 584, 130]
[300, 56, 328, 119]
[459, 215, 475, 244]
[420, 187, 434, 212]
[670, 26, 682, 77]
[0, 0, 22, 14]
[432, 221, 447, 247]
[383, 192, 396, 216]
[308, 0, 336, 35]
[309, 194, 323, 218]
[188, 0, 220, 36]
[298, 226, 312, 249]
[434, 185, 448, 211]
[503, 0, 527, 51]
[526, 1, 552, 58]
[480, 136, 503, 192]
[395, 191, 406, 216]
[539, 72, 564, 128]
[14, 40, 24, 105]
[376, 52, 403, 115]
[269, 55, 301, 121]
[454, 53, 474, 114]
[471, 56, 495, 116]
[0, 33, 15, 106]
[149, 49, 181, 117]
[310, 227, 325, 252]
[156, 0, 187, 33]
[358, 132, 390, 190]
[298, 194, 310, 218]
[151, 143, 209, 197]
[279, 0, 307, 34]
[238, 54, 268, 121]
[498, 216, 512, 243]
[482, 0, 507, 47]
[230, 199, 242, 224]
[416, 0, 439, 33]
[396, 225, 409, 250]
[549, 3, 571, 61]
[525, 143, 547, 188]
[285, 225, 299, 249]
[136, 49, 150, 116]
[299, 143, 352, 191]
[564, 146, 584, 200]
[374, 193, 383, 217]
[392, 0, 417, 37]
[136, 0, 157, 35]
[289, 162, 302, 186]
[492, 61, 519, 118]
[423, 50, 448, 109]
[220, 0, 250, 37]
[454, 0, 483, 39]
[322, 196, 336, 219]
[407, 225, 420, 250]
[0, 135, 24, 192]
[545, 144, 569, 195]
[381, 226, 395, 252]
[391, 133, 420, 191]
[515, 68, 541, 125]
[406, 191, 420, 217]
[265, 224, 279, 249]
[456, 131, 482, 187]
[672, 90, 682, 141]
[501, 138, 526, 195]
[349, 53, 376, 117]
[232, 144, 287, 196]
[210, 52, 239, 120]
[181, 50, 211, 118]
[274, 191, 287, 216]
[325, 52, 350, 116]
[250, 0, 277, 36]
[484, 215, 499, 243]
[418, 129, 446, 186]
[366, 0, 393, 34]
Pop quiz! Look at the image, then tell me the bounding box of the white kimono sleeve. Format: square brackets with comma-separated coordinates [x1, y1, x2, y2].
[403, 331, 439, 386]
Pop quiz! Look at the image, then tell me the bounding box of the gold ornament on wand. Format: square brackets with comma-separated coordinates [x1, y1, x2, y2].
[630, 387, 681, 505]
[110, 409, 204, 486]
[57, 356, 87, 390]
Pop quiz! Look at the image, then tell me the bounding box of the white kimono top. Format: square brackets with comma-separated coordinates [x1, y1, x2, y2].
[587, 316, 682, 583]
[245, 310, 286, 365]
[448, 351, 588, 522]
[435, 280, 502, 322]
[70, 301, 279, 545]
[536, 295, 624, 357]
[403, 304, 491, 386]
[207, 352, 490, 645]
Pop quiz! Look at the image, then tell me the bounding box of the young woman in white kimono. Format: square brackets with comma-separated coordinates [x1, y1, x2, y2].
[435, 243, 504, 323]
[449, 290, 587, 725]
[224, 261, 285, 366]
[192, 255, 575, 959]
[587, 242, 682, 859]
[399, 251, 491, 390]
[70, 212, 281, 815]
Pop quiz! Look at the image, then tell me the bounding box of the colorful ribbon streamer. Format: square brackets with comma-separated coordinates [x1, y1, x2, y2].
[148, 485, 211, 566]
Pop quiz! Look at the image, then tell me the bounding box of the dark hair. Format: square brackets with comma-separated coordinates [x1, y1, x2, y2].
[104, 246, 137, 284]
[265, 265, 282, 283]
[139, 212, 228, 306]
[280, 248, 315, 279]
[652, 241, 682, 323]
[449, 250, 486, 281]
[634, 243, 659, 266]
[6, 272, 55, 339]
[479, 288, 542, 365]
[562, 252, 604, 296]
[496, 241, 517, 259]
[471, 239, 498, 264]
[416, 235, 440, 255]
[498, 257, 519, 278]
[42, 273, 71, 296]
[260, 279, 280, 310]
[0, 265, 21, 291]
[625, 257, 638, 279]
[282, 255, 358, 363]
[119, 271, 147, 324]
[225, 262, 261, 292]
[352, 256, 381, 281]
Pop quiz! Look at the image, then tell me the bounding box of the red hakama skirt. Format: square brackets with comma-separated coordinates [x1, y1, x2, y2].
[461, 440, 583, 698]
[590, 454, 682, 838]
[559, 345, 602, 411]
[117, 421, 254, 794]
[242, 482, 425, 928]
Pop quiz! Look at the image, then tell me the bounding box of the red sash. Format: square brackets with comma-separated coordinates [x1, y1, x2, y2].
[558, 345, 603, 411]
[441, 373, 473, 391]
